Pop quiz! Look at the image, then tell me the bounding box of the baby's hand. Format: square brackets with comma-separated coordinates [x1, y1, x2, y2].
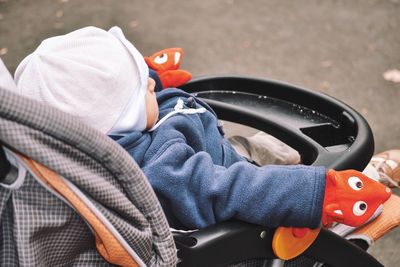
[322, 169, 391, 227]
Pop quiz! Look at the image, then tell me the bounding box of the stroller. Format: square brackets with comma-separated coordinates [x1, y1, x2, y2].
[0, 58, 399, 266]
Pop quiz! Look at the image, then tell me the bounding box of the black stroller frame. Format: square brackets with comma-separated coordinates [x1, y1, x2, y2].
[0, 67, 387, 267]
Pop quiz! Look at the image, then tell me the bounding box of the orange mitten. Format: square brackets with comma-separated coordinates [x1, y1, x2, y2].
[322, 169, 391, 227]
[145, 48, 192, 88]
[274, 169, 391, 261]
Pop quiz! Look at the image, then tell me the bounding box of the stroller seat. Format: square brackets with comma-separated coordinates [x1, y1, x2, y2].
[0, 59, 176, 266]
[0, 59, 399, 266]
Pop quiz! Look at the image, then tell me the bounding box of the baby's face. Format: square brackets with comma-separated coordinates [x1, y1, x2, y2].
[145, 77, 159, 129]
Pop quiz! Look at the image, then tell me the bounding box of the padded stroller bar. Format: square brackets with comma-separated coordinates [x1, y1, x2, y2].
[173, 221, 275, 267]
[180, 76, 374, 171]
[175, 76, 378, 266]
[174, 222, 383, 267]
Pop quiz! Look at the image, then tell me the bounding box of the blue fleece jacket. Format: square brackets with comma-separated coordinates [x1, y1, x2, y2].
[113, 88, 326, 229]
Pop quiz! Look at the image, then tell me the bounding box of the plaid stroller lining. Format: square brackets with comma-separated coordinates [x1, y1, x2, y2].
[1, 152, 106, 266]
[19, 154, 144, 266]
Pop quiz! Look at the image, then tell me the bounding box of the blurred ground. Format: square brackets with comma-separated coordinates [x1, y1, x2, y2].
[0, 0, 399, 266]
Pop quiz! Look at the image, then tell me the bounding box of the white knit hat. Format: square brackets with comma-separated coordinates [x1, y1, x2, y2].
[14, 26, 149, 134]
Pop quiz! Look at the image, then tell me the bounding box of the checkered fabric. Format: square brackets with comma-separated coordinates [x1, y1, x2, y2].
[0, 66, 176, 265]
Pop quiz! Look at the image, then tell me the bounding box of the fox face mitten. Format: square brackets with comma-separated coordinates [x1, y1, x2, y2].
[322, 169, 391, 227]
[145, 48, 192, 89]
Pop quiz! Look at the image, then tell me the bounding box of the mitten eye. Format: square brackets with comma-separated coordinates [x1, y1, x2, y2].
[353, 201, 367, 216]
[154, 53, 168, 64]
[348, 176, 363, 191]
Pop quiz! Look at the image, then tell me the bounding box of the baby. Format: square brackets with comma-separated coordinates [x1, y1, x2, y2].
[14, 26, 391, 230]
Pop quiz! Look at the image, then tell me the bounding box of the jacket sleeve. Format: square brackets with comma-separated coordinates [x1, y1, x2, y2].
[142, 137, 327, 229]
